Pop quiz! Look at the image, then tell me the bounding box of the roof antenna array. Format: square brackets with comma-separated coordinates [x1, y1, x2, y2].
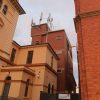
[38, 12, 54, 30]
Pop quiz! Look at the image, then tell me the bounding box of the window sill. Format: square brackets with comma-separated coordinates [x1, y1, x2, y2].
[23, 97, 29, 100]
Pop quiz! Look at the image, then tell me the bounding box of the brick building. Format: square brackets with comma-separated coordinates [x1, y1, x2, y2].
[31, 23, 76, 93]
[74, 0, 100, 99]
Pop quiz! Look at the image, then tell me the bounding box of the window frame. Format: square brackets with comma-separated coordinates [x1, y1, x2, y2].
[51, 56, 53, 67]
[10, 48, 16, 63]
[0, 0, 3, 9]
[57, 69, 62, 74]
[24, 79, 30, 97]
[26, 51, 33, 64]
[2, 76, 11, 99]
[2, 5, 8, 15]
[48, 83, 51, 94]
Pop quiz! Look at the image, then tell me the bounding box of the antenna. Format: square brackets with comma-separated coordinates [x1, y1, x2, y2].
[31, 19, 36, 27]
[39, 12, 43, 24]
[46, 13, 54, 43]
[47, 13, 51, 22]
[47, 13, 53, 30]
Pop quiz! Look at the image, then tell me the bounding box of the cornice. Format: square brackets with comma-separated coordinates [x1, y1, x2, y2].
[12, 41, 21, 48]
[0, 80, 33, 86]
[0, 49, 10, 56]
[0, 56, 16, 66]
[18, 43, 59, 60]
[75, 10, 100, 21]
[9, 0, 25, 15]
[1, 66, 35, 76]
[19, 63, 57, 76]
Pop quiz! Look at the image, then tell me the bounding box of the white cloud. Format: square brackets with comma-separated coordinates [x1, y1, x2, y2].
[13, 15, 32, 45]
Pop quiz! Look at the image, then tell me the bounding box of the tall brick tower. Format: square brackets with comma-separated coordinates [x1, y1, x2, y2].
[31, 23, 76, 93]
[74, 0, 100, 100]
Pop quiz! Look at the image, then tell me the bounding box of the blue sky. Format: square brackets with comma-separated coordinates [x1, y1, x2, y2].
[14, 0, 78, 86]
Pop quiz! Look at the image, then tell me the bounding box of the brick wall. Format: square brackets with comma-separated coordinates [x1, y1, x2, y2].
[31, 25, 76, 93]
[74, 0, 100, 100]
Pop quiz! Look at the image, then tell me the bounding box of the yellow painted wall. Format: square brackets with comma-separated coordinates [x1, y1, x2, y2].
[30, 66, 57, 100]
[0, 0, 19, 60]
[30, 66, 45, 85]
[14, 46, 47, 65]
[44, 67, 57, 93]
[0, 59, 8, 67]
[0, 66, 34, 99]
[13, 45, 57, 72]
[32, 86, 43, 100]
[0, 71, 23, 97]
[46, 47, 57, 71]
[19, 71, 34, 99]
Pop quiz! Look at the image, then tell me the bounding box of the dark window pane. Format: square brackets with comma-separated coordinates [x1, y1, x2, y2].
[10, 48, 16, 62]
[51, 56, 53, 67]
[57, 69, 62, 73]
[26, 51, 33, 64]
[0, 0, 3, 9]
[2, 76, 11, 99]
[2, 5, 8, 15]
[35, 41, 39, 45]
[24, 79, 29, 97]
[48, 83, 51, 94]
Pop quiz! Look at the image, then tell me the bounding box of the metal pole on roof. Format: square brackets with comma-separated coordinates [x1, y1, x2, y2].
[46, 13, 53, 43]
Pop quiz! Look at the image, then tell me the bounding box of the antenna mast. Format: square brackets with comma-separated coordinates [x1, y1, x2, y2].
[46, 13, 53, 43]
[39, 12, 43, 25]
[31, 19, 36, 27]
[47, 13, 53, 31]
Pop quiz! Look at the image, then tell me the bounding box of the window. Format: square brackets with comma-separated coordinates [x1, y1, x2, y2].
[2, 5, 8, 15]
[57, 69, 62, 73]
[24, 79, 30, 97]
[2, 76, 11, 99]
[56, 50, 62, 55]
[56, 36, 63, 40]
[35, 41, 39, 45]
[57, 68, 64, 73]
[48, 83, 51, 94]
[0, 0, 3, 9]
[51, 56, 53, 67]
[10, 48, 16, 62]
[26, 51, 33, 64]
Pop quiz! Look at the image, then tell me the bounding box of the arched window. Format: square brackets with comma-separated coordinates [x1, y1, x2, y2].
[2, 76, 11, 99]
[0, 0, 3, 9]
[24, 79, 30, 97]
[51, 85, 54, 94]
[2, 5, 8, 15]
[48, 83, 51, 94]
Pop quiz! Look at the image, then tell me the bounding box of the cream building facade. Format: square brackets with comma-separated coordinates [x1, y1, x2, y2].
[0, 0, 58, 100]
[0, 0, 25, 66]
[0, 42, 58, 100]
